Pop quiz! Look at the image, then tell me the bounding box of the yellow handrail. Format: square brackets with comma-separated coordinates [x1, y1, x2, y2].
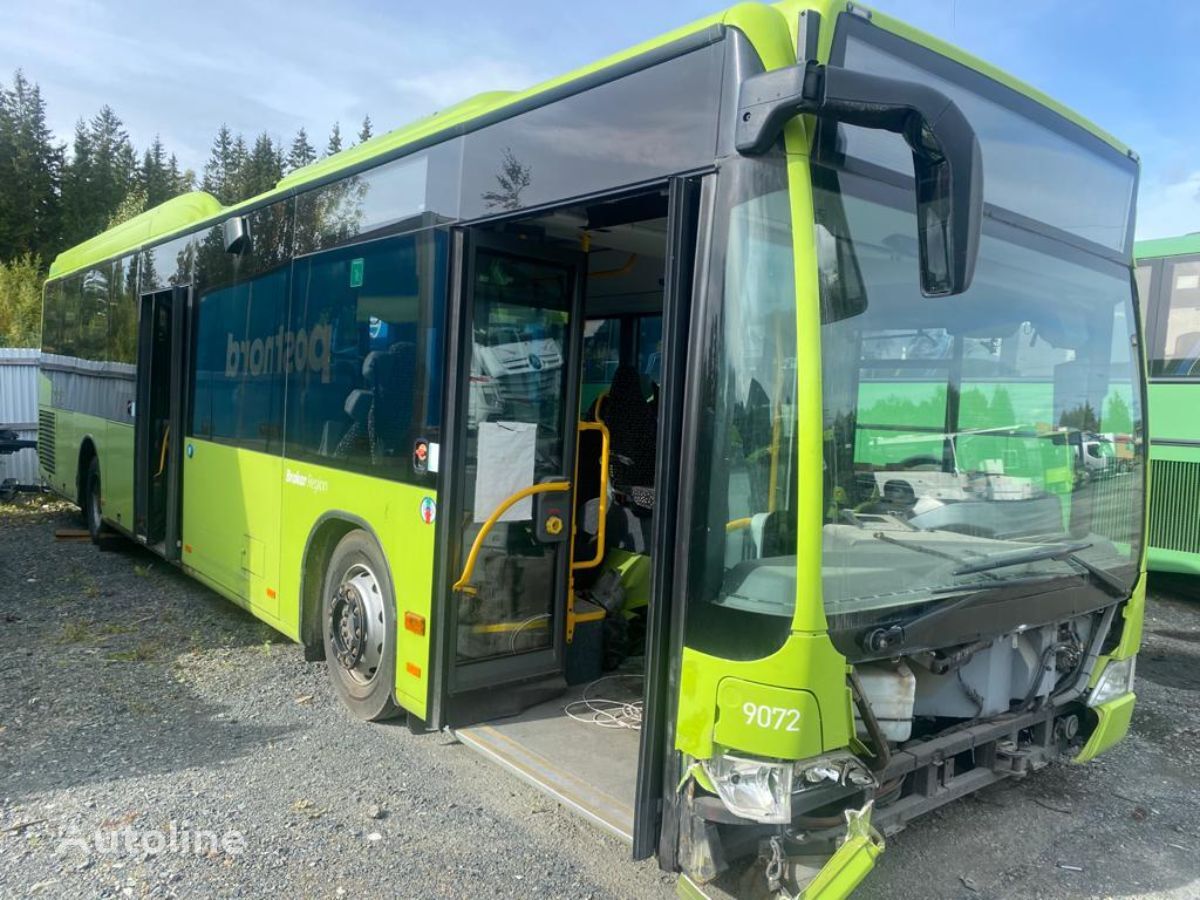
[452, 480, 571, 595]
[571, 421, 610, 571]
[154, 424, 170, 478]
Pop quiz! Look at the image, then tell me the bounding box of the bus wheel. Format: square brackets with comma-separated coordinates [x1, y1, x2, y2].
[321, 530, 400, 721]
[85, 457, 103, 544]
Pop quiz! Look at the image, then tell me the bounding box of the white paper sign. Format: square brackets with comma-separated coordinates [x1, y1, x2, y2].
[474, 421, 538, 523]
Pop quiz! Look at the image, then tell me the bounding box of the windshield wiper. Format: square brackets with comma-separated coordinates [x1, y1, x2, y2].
[951, 541, 1093, 576]
[952, 541, 1128, 596]
[862, 542, 1131, 654]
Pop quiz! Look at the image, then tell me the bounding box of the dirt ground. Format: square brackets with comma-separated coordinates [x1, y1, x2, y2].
[1, 498, 1198, 899]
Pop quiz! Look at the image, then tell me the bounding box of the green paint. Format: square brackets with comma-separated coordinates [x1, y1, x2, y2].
[1136, 233, 1200, 261]
[1073, 692, 1136, 764]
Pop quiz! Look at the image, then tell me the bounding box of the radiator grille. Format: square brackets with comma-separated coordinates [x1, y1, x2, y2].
[37, 409, 55, 475]
[1149, 459, 1200, 554]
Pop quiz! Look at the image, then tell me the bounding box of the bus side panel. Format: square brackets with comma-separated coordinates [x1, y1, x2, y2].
[181, 439, 282, 625]
[1146, 383, 1200, 573]
[275, 459, 438, 720]
[50, 408, 107, 501]
[103, 421, 134, 531]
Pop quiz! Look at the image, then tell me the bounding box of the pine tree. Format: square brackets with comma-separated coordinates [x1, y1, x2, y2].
[201, 124, 243, 205]
[166, 153, 194, 196]
[86, 105, 138, 226]
[237, 132, 283, 199]
[326, 122, 342, 157]
[60, 118, 95, 246]
[358, 115, 373, 144]
[0, 71, 62, 263]
[141, 134, 174, 207]
[287, 126, 316, 172]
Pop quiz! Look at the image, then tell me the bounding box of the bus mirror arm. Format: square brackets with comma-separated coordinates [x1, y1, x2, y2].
[735, 61, 983, 297]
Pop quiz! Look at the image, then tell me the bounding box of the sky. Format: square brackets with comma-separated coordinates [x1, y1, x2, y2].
[3, 0, 1198, 240]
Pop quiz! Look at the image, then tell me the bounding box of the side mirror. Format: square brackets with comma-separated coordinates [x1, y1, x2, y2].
[736, 62, 982, 297]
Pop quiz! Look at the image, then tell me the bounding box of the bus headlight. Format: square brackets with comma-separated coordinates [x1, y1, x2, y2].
[702, 750, 793, 824]
[1088, 655, 1136, 707]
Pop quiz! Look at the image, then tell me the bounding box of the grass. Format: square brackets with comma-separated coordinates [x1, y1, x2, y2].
[58, 619, 93, 644]
[105, 640, 162, 663]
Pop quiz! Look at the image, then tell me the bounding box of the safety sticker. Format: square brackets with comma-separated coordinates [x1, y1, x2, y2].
[420, 496, 436, 525]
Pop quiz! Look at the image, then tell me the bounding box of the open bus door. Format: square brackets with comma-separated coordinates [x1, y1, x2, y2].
[431, 231, 587, 725]
[429, 177, 703, 860]
[133, 285, 188, 559]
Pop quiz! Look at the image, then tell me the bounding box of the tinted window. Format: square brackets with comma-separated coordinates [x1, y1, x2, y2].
[78, 269, 109, 361]
[636, 315, 663, 383]
[41, 280, 62, 355]
[141, 234, 195, 293]
[192, 267, 289, 450]
[1151, 258, 1200, 377]
[191, 201, 293, 451]
[285, 230, 447, 482]
[581, 317, 620, 412]
[59, 275, 81, 358]
[831, 19, 1137, 253]
[460, 45, 722, 220]
[294, 142, 463, 255]
[109, 257, 138, 365]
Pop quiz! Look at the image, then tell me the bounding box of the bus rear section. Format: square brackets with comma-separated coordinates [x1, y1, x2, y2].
[1136, 235, 1200, 577]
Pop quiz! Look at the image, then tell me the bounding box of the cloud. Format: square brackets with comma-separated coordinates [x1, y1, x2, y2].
[1137, 172, 1200, 241]
[392, 59, 549, 113]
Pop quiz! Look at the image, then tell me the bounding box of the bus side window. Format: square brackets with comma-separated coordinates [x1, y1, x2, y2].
[285, 231, 442, 483]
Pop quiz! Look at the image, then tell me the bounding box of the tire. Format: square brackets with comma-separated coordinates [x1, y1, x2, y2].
[321, 530, 401, 721]
[85, 456, 103, 544]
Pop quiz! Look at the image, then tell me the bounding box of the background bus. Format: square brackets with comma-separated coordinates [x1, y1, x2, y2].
[38, 2, 1147, 895]
[1137, 234, 1200, 576]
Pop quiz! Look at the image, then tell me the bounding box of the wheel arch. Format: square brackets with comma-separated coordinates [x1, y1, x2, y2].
[76, 435, 99, 508]
[298, 511, 394, 663]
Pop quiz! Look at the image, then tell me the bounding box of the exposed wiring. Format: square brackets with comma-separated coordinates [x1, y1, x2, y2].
[509, 614, 551, 653]
[564, 674, 644, 731]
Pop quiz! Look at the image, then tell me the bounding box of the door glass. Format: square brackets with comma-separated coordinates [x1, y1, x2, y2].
[636, 315, 663, 386]
[581, 317, 620, 414]
[458, 248, 574, 664]
[1152, 259, 1200, 377]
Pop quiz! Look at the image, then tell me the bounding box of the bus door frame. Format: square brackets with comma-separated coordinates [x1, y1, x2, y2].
[133, 284, 189, 560]
[633, 174, 707, 863]
[428, 227, 587, 728]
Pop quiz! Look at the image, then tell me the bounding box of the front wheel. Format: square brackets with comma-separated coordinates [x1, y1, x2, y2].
[321, 530, 401, 721]
[85, 457, 103, 544]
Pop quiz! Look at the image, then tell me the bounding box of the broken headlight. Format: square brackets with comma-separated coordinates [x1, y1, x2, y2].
[702, 749, 794, 824]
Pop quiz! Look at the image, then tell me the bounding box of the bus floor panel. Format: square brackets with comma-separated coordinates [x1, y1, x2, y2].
[452, 677, 642, 843]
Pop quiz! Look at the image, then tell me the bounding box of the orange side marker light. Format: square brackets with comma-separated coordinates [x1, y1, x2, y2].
[404, 612, 426, 636]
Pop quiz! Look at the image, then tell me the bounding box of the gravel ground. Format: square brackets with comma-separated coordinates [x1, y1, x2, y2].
[1, 498, 1198, 899]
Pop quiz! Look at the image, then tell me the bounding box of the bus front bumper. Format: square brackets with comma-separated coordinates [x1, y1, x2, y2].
[677, 800, 884, 900]
[1073, 691, 1136, 764]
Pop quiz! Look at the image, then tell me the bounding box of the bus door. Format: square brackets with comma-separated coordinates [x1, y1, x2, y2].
[133, 286, 188, 559]
[434, 231, 586, 724]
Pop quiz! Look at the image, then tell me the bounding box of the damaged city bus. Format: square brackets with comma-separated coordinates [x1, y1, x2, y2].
[38, 1, 1146, 895]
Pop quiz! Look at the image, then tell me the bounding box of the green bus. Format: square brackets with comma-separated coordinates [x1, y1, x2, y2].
[38, 2, 1147, 895]
[1136, 234, 1200, 576]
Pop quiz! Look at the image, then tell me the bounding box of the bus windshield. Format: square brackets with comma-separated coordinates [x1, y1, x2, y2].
[816, 41, 1144, 637]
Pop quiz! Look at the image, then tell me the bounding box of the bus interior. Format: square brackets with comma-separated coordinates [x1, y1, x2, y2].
[452, 188, 672, 842]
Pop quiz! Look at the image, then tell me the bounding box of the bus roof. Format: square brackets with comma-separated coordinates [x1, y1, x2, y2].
[49, 0, 1133, 281]
[1135, 233, 1200, 261]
